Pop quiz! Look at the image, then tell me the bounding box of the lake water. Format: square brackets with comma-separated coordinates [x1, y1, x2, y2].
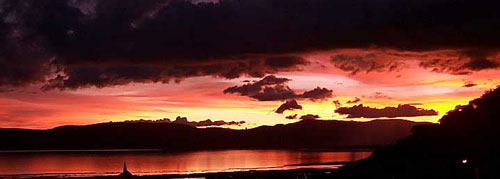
[0, 150, 371, 178]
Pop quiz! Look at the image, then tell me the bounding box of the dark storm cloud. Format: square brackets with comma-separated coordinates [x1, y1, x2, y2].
[330, 54, 405, 75]
[332, 100, 342, 108]
[0, 0, 311, 89]
[275, 100, 302, 114]
[460, 50, 500, 71]
[299, 114, 320, 120]
[285, 114, 298, 119]
[418, 50, 500, 75]
[250, 85, 297, 101]
[335, 104, 438, 118]
[331, 49, 500, 76]
[346, 97, 361, 104]
[224, 75, 333, 101]
[43, 56, 308, 90]
[301, 87, 333, 101]
[223, 75, 291, 96]
[1, 0, 500, 89]
[463, 81, 477, 88]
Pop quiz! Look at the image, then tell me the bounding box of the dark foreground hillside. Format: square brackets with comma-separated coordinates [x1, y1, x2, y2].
[335, 86, 500, 179]
[0, 119, 425, 150]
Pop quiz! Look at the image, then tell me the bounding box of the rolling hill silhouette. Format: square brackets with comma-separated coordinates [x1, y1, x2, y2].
[0, 119, 427, 151]
[335, 86, 500, 179]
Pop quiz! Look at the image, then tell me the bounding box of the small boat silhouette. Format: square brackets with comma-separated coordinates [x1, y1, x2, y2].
[118, 162, 133, 179]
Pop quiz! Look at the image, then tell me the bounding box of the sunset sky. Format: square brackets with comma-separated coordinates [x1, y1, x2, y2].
[1, 0, 500, 129]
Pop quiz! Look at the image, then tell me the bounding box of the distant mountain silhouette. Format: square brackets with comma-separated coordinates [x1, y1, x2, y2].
[0, 119, 427, 150]
[335, 86, 500, 179]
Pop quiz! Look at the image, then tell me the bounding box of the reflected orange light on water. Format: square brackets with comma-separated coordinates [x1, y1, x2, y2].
[0, 150, 371, 177]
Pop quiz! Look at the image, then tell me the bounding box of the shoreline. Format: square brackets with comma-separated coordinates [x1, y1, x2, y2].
[131, 168, 339, 179]
[60, 168, 341, 179]
[1, 168, 341, 179]
[0, 162, 350, 179]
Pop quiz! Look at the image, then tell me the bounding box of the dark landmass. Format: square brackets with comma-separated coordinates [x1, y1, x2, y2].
[0, 119, 426, 151]
[333, 86, 500, 179]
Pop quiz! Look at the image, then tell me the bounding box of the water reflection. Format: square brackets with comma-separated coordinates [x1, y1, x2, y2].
[0, 150, 371, 177]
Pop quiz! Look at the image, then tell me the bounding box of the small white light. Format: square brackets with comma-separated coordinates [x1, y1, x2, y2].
[462, 159, 467, 164]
